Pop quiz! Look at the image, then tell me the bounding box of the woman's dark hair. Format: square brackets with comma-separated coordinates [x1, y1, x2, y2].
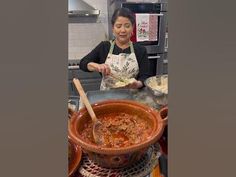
[111, 7, 135, 26]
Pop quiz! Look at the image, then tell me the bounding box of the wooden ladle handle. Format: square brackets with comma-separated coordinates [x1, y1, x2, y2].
[73, 78, 97, 122]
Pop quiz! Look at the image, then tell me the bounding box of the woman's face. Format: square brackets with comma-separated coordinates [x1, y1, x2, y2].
[112, 16, 133, 44]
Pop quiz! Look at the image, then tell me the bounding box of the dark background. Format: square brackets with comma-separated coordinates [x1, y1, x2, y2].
[0, 0, 236, 177]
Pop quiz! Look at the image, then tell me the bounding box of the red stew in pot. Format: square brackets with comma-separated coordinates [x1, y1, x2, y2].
[81, 112, 152, 148]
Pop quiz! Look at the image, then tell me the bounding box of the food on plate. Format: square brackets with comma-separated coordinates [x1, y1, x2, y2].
[81, 112, 152, 148]
[113, 78, 136, 88]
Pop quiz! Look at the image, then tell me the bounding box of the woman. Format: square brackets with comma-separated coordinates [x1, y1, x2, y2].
[79, 7, 151, 90]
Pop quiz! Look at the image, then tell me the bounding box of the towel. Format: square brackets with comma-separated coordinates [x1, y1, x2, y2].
[135, 13, 158, 42]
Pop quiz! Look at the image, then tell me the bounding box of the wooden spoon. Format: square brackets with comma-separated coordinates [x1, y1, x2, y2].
[73, 78, 105, 145]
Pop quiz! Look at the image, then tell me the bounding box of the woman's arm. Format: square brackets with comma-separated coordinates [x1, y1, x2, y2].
[135, 45, 152, 85]
[125, 79, 143, 89]
[87, 62, 111, 75]
[79, 41, 109, 72]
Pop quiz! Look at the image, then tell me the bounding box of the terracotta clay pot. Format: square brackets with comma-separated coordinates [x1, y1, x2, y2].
[68, 99, 167, 168]
[68, 137, 82, 176]
[158, 106, 168, 155]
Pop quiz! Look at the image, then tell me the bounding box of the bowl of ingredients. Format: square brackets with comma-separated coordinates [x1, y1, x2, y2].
[144, 75, 168, 106]
[68, 99, 167, 168]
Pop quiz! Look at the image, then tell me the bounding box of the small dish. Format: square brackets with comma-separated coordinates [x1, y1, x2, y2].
[68, 137, 82, 177]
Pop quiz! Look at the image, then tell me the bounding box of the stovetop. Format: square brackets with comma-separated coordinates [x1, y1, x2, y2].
[68, 59, 81, 69]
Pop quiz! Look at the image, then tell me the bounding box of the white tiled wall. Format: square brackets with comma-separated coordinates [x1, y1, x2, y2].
[68, 0, 109, 60]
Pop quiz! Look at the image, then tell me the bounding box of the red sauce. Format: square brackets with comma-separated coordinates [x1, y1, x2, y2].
[81, 112, 152, 148]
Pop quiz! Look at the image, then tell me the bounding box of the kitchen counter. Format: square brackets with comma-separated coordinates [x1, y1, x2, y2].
[72, 88, 165, 111]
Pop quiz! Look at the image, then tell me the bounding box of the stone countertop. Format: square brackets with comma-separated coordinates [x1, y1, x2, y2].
[72, 88, 166, 111]
[129, 88, 167, 110]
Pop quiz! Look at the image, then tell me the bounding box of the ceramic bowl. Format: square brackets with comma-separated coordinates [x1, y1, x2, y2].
[68, 137, 82, 176]
[68, 99, 167, 168]
[158, 106, 168, 155]
[144, 75, 168, 106]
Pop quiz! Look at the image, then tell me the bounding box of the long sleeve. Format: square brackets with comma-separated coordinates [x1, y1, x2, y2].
[135, 45, 151, 84]
[79, 41, 110, 72]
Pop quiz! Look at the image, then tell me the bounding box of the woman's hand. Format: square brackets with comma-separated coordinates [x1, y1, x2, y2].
[87, 62, 111, 76]
[124, 79, 143, 89]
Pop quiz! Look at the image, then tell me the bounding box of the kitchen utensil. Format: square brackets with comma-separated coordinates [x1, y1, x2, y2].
[72, 78, 105, 145]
